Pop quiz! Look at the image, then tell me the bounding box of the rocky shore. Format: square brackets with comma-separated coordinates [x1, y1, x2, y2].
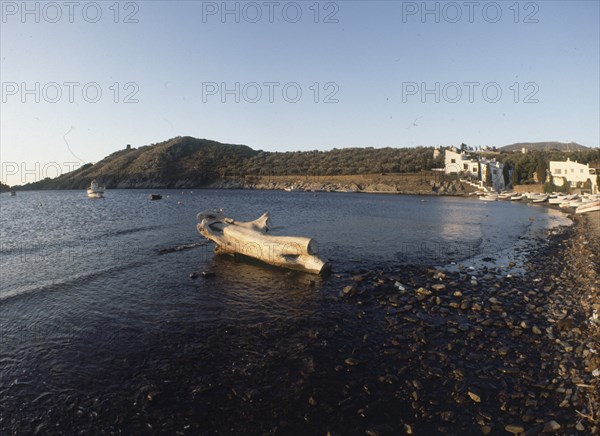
[308, 211, 599, 435]
[208, 176, 470, 196]
[162, 211, 598, 436]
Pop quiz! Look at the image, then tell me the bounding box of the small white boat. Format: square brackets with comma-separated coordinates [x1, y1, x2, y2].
[510, 195, 524, 201]
[529, 194, 548, 203]
[549, 196, 567, 204]
[575, 200, 600, 214]
[479, 195, 498, 202]
[497, 192, 514, 200]
[568, 199, 583, 207]
[87, 180, 105, 198]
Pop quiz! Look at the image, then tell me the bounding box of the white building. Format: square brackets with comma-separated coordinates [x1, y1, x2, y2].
[444, 148, 507, 191]
[549, 158, 598, 193]
[444, 149, 480, 177]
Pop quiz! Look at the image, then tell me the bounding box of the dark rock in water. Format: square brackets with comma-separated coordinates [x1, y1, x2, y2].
[189, 272, 200, 279]
[201, 271, 215, 278]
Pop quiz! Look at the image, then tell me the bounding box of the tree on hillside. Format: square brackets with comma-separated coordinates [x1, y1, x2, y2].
[485, 164, 493, 187]
[511, 161, 521, 186]
[503, 164, 511, 188]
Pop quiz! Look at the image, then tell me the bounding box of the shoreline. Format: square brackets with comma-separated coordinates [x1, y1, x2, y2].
[322, 211, 599, 434]
[2, 191, 598, 433]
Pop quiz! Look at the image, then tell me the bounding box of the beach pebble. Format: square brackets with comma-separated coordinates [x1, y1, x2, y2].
[467, 387, 482, 403]
[505, 423, 525, 434]
[344, 357, 359, 366]
[542, 420, 561, 432]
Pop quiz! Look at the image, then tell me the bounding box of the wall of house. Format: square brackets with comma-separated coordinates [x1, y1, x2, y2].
[444, 150, 479, 177]
[549, 159, 597, 193]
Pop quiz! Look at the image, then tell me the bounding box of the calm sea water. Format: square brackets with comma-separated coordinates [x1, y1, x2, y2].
[0, 190, 570, 433]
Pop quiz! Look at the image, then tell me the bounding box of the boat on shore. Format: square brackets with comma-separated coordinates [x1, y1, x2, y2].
[497, 192, 514, 200]
[575, 200, 600, 214]
[87, 180, 105, 199]
[550, 194, 578, 204]
[530, 194, 549, 203]
[479, 194, 498, 201]
[510, 194, 524, 201]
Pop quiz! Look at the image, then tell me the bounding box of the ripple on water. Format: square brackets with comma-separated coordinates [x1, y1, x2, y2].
[0, 190, 572, 432]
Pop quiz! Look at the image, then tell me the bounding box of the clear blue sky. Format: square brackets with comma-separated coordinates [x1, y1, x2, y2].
[1, 0, 598, 186]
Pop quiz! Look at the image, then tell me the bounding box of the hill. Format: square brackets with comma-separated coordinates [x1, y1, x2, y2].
[16, 136, 598, 190]
[20, 137, 258, 190]
[499, 142, 589, 153]
[18, 136, 443, 190]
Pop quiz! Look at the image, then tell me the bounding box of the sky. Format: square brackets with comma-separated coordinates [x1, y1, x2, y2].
[1, 0, 599, 186]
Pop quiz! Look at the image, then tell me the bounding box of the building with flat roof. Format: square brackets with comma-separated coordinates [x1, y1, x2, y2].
[549, 158, 598, 193]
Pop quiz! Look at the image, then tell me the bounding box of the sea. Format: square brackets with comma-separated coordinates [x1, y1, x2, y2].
[0, 189, 571, 433]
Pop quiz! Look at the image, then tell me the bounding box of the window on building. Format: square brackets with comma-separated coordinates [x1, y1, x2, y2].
[555, 169, 561, 174]
[451, 159, 456, 163]
[464, 164, 469, 170]
[473, 166, 477, 172]
[581, 169, 584, 173]
[571, 168, 574, 173]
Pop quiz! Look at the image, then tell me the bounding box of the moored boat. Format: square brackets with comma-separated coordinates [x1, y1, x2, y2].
[530, 194, 549, 203]
[149, 194, 163, 200]
[87, 180, 105, 198]
[479, 195, 498, 202]
[575, 200, 600, 214]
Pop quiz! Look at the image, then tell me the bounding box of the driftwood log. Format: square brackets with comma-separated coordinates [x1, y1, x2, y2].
[197, 210, 330, 275]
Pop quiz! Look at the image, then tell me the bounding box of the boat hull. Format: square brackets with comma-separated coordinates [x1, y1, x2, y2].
[87, 190, 104, 199]
[575, 200, 600, 214]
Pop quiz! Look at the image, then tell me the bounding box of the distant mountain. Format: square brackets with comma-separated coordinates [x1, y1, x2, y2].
[499, 142, 589, 153]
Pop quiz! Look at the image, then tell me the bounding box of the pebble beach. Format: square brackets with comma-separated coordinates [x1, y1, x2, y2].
[314, 211, 600, 435]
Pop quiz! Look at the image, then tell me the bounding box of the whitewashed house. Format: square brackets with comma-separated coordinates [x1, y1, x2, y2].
[549, 158, 598, 193]
[444, 148, 507, 191]
[444, 149, 480, 177]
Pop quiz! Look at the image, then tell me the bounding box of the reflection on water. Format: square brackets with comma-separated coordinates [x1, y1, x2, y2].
[0, 189, 570, 432]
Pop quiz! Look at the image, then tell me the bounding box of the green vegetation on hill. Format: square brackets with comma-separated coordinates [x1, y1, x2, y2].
[19, 136, 445, 190]
[15, 136, 599, 190]
[491, 149, 600, 185]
